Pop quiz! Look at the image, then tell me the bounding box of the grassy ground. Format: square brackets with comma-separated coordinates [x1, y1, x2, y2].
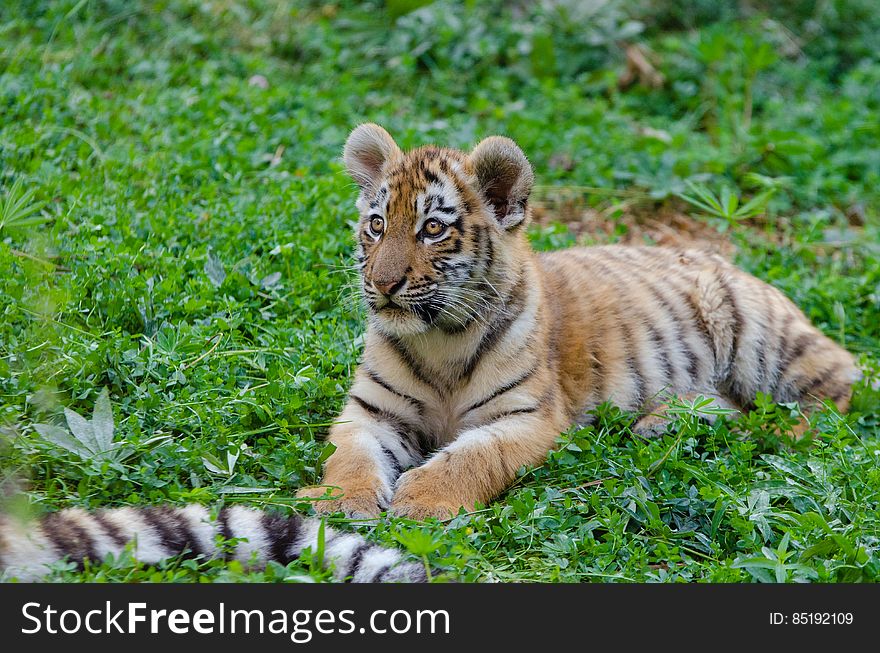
[1, 0, 878, 582]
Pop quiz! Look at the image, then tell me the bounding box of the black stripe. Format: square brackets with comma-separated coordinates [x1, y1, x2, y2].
[140, 507, 180, 556]
[643, 257, 718, 380]
[620, 321, 646, 408]
[591, 346, 607, 406]
[767, 311, 796, 392]
[372, 564, 393, 582]
[610, 249, 718, 358]
[379, 444, 403, 477]
[261, 512, 302, 565]
[580, 254, 646, 407]
[719, 276, 742, 374]
[383, 332, 448, 396]
[93, 511, 128, 548]
[443, 234, 463, 255]
[801, 373, 828, 396]
[41, 512, 97, 569]
[423, 167, 439, 184]
[364, 367, 425, 414]
[651, 269, 716, 369]
[775, 330, 813, 389]
[646, 323, 673, 388]
[648, 288, 694, 381]
[830, 383, 850, 404]
[175, 510, 208, 558]
[435, 294, 479, 335]
[786, 362, 843, 404]
[466, 366, 537, 413]
[437, 261, 471, 279]
[412, 299, 441, 325]
[756, 286, 777, 393]
[595, 247, 715, 384]
[581, 249, 647, 409]
[142, 506, 199, 560]
[350, 394, 382, 416]
[477, 405, 540, 426]
[350, 394, 418, 434]
[435, 156, 465, 196]
[643, 277, 701, 384]
[461, 271, 527, 380]
[218, 507, 235, 557]
[350, 394, 433, 457]
[484, 227, 495, 274]
[753, 329, 768, 392]
[345, 543, 372, 583]
[598, 249, 689, 387]
[717, 276, 745, 402]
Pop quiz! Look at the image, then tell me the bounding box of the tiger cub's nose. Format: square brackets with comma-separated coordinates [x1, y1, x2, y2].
[373, 277, 407, 297]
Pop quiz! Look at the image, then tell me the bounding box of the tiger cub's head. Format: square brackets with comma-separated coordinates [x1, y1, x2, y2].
[343, 123, 534, 337]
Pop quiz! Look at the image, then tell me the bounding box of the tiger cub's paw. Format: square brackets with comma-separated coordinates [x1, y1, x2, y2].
[632, 413, 672, 438]
[296, 485, 386, 519]
[389, 499, 459, 521]
[389, 468, 463, 521]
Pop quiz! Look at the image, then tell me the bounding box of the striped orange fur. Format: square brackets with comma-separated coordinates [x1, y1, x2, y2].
[297, 123, 860, 520]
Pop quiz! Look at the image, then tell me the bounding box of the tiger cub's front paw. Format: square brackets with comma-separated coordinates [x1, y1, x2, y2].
[296, 485, 386, 519]
[389, 468, 464, 521]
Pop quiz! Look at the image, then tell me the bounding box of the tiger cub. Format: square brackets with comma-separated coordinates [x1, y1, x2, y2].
[296, 123, 860, 521]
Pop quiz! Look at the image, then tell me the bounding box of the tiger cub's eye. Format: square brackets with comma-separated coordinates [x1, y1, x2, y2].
[423, 219, 445, 238]
[369, 216, 384, 236]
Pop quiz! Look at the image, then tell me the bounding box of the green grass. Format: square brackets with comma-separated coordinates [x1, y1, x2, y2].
[1, 0, 878, 583]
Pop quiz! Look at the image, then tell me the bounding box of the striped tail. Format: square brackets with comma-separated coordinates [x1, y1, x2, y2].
[0, 505, 428, 582]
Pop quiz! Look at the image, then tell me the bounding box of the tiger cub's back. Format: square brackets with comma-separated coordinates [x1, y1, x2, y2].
[539, 245, 858, 418]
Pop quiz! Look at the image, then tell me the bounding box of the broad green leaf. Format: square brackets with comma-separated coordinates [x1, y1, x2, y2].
[201, 453, 227, 475]
[64, 407, 100, 453]
[91, 387, 115, 453]
[33, 423, 93, 458]
[801, 538, 839, 561]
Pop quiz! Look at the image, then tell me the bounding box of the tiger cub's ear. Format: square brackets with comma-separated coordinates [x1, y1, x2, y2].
[469, 136, 534, 230]
[343, 123, 402, 192]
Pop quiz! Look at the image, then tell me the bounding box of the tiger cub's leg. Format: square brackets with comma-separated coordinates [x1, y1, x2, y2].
[297, 401, 425, 518]
[692, 263, 859, 438]
[390, 413, 564, 520]
[632, 391, 739, 438]
[777, 343, 858, 438]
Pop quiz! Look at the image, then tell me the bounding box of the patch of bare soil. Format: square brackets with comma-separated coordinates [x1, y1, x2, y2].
[532, 197, 737, 259]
